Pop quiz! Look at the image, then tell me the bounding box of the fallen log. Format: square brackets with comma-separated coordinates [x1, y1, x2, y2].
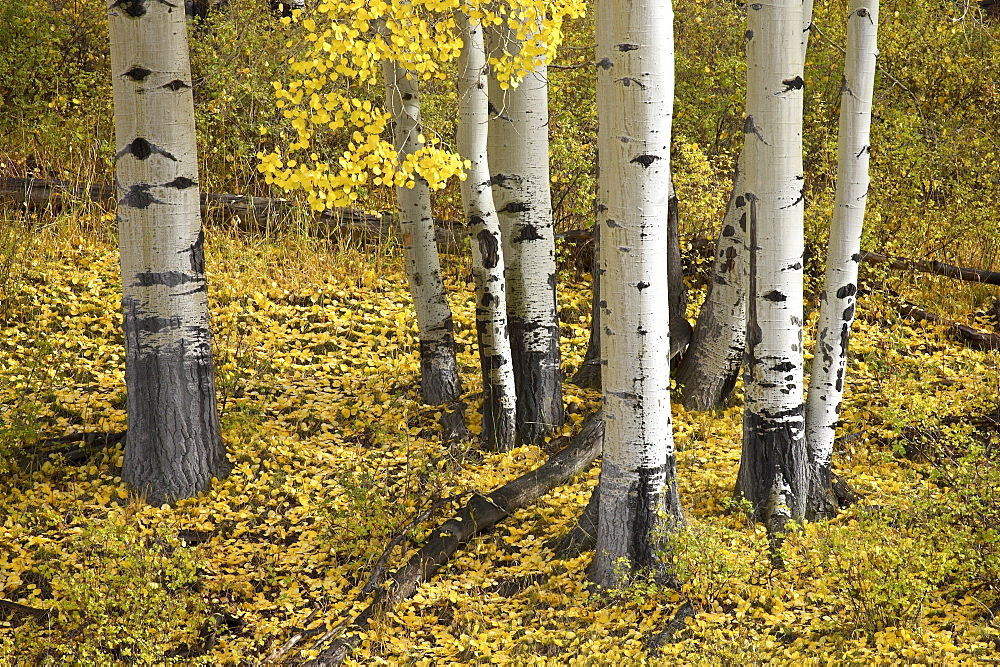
[897, 301, 1000, 351]
[294, 412, 604, 667]
[861, 250, 1000, 287]
[0, 177, 465, 251]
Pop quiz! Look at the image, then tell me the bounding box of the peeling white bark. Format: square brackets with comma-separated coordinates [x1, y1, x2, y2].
[805, 0, 878, 519]
[591, 0, 682, 589]
[456, 12, 518, 452]
[382, 60, 465, 429]
[735, 0, 808, 524]
[486, 25, 563, 446]
[109, 0, 229, 504]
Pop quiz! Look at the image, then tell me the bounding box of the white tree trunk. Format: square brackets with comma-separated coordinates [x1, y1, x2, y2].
[677, 1, 814, 412]
[805, 0, 879, 519]
[108, 0, 229, 504]
[486, 27, 563, 446]
[734, 0, 808, 527]
[591, 0, 682, 589]
[456, 12, 518, 452]
[382, 60, 467, 439]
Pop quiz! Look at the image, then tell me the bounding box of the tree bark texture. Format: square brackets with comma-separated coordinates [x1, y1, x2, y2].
[456, 12, 518, 452]
[734, 0, 808, 527]
[591, 0, 683, 589]
[675, 155, 748, 411]
[805, 0, 879, 520]
[486, 24, 564, 445]
[108, 0, 230, 505]
[382, 60, 466, 438]
[676, 1, 813, 412]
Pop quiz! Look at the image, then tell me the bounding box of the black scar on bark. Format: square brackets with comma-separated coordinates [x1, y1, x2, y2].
[596, 203, 608, 213]
[722, 225, 736, 237]
[162, 79, 190, 92]
[743, 116, 767, 144]
[512, 225, 542, 243]
[179, 229, 205, 273]
[117, 138, 177, 162]
[548, 272, 557, 289]
[477, 229, 500, 269]
[123, 66, 153, 81]
[111, 0, 177, 18]
[482, 292, 495, 307]
[122, 184, 161, 209]
[164, 176, 197, 189]
[488, 174, 513, 188]
[772, 361, 795, 372]
[779, 76, 805, 93]
[616, 44, 640, 51]
[745, 29, 754, 40]
[133, 271, 195, 288]
[790, 262, 802, 270]
[836, 284, 857, 299]
[762, 290, 786, 302]
[136, 315, 182, 335]
[636, 281, 650, 291]
[851, 253, 861, 262]
[503, 201, 532, 214]
[596, 57, 614, 70]
[606, 219, 621, 228]
[749, 3, 763, 10]
[843, 303, 856, 321]
[739, 211, 747, 231]
[630, 154, 660, 168]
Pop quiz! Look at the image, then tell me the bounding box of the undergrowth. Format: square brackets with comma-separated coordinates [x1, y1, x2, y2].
[0, 217, 998, 663]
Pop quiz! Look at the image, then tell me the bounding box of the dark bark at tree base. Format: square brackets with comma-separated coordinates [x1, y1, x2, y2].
[121, 337, 231, 506]
[509, 325, 564, 444]
[736, 408, 808, 525]
[418, 337, 463, 406]
[303, 413, 605, 666]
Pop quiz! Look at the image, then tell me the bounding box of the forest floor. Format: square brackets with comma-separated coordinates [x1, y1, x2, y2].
[2, 214, 999, 664]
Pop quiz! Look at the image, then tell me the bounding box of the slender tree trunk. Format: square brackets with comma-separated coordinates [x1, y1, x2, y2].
[455, 12, 518, 452]
[486, 25, 563, 445]
[108, 0, 230, 505]
[676, 1, 814, 412]
[675, 156, 748, 410]
[734, 0, 808, 529]
[382, 60, 468, 440]
[591, 0, 682, 589]
[805, 0, 878, 520]
[574, 173, 686, 389]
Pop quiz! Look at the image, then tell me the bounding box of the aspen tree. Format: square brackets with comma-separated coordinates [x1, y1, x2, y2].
[591, 0, 682, 588]
[805, 0, 879, 519]
[487, 20, 564, 445]
[677, 0, 813, 412]
[382, 59, 467, 438]
[456, 11, 518, 451]
[734, 0, 808, 529]
[108, 0, 230, 504]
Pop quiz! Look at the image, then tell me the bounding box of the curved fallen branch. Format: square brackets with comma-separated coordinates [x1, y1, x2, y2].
[297, 413, 604, 666]
[897, 301, 1000, 351]
[861, 250, 1000, 287]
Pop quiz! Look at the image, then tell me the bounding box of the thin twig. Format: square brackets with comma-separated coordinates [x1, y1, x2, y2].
[809, 21, 928, 125]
